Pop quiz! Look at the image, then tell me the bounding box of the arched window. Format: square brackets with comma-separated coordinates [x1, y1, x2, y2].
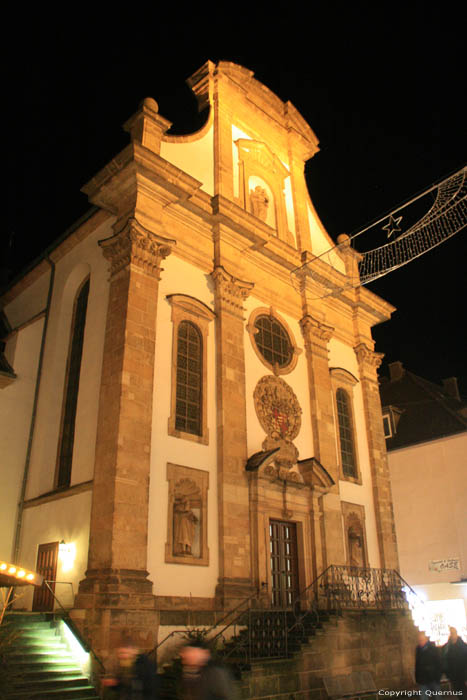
[175, 321, 202, 437]
[56, 278, 89, 488]
[336, 388, 357, 479]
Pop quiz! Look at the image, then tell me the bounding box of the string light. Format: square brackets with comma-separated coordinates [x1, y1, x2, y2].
[292, 166, 466, 298]
[0, 560, 41, 585]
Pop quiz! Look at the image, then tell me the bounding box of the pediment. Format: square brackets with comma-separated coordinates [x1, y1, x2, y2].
[297, 457, 335, 489]
[235, 139, 290, 181]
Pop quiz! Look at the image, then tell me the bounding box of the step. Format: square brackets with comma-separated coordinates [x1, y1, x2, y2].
[8, 651, 75, 662]
[16, 639, 69, 651]
[8, 687, 99, 699]
[17, 669, 84, 681]
[9, 662, 82, 672]
[2, 621, 58, 631]
[13, 676, 92, 691]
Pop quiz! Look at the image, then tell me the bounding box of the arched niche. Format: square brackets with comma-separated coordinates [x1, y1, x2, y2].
[235, 139, 294, 246]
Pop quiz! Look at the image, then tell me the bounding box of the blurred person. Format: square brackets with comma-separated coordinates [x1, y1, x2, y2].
[415, 631, 441, 697]
[179, 639, 237, 700]
[443, 627, 467, 697]
[101, 634, 158, 699]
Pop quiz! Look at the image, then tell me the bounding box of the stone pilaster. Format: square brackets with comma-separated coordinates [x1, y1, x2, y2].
[72, 217, 173, 658]
[211, 265, 254, 605]
[300, 314, 346, 567]
[354, 343, 399, 569]
[299, 314, 336, 478]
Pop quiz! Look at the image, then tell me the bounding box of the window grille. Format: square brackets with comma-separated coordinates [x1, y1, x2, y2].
[336, 388, 357, 478]
[175, 321, 202, 436]
[254, 315, 292, 368]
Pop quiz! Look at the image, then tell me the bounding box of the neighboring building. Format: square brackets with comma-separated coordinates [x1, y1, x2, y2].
[1, 61, 412, 681]
[380, 361, 467, 643]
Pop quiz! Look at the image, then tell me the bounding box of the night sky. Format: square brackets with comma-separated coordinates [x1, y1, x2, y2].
[4, 8, 466, 394]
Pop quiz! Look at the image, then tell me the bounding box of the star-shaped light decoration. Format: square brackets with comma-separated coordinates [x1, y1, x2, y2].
[382, 214, 403, 239]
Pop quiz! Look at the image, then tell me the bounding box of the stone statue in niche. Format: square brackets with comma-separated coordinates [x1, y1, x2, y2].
[173, 495, 199, 556]
[348, 527, 364, 568]
[250, 186, 269, 221]
[166, 465, 209, 566]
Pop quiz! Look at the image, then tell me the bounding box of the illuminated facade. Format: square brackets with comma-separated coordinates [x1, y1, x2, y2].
[1, 62, 410, 679]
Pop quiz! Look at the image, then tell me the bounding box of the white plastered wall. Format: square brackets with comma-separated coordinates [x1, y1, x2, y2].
[147, 255, 218, 598]
[389, 432, 467, 586]
[160, 123, 214, 195]
[14, 491, 92, 610]
[4, 270, 51, 329]
[328, 338, 380, 568]
[0, 319, 43, 560]
[307, 204, 346, 274]
[24, 220, 111, 500]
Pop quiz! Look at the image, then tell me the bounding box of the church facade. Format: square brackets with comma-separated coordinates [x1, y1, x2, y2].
[1, 61, 399, 660]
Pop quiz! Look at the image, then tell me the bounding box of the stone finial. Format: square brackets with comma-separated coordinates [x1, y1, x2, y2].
[337, 233, 363, 282]
[388, 361, 404, 381]
[123, 98, 172, 154]
[442, 377, 460, 400]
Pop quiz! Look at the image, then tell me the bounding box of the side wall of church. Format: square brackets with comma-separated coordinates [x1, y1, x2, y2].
[2, 215, 112, 601]
[0, 317, 44, 561]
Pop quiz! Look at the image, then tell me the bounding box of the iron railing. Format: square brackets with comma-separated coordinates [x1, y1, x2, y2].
[312, 565, 410, 612]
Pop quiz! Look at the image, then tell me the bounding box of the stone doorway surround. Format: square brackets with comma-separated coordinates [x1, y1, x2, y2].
[248, 455, 335, 607]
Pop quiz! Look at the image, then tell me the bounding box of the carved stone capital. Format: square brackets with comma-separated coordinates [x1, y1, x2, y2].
[299, 314, 334, 345]
[211, 265, 254, 315]
[354, 343, 384, 369]
[99, 217, 175, 278]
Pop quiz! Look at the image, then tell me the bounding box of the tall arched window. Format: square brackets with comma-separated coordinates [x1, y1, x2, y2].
[336, 388, 357, 479]
[56, 278, 89, 488]
[175, 321, 202, 437]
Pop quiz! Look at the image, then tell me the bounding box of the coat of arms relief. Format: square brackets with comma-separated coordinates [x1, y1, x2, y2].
[253, 375, 303, 482]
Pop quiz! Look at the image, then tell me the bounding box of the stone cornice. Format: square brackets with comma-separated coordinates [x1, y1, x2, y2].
[99, 218, 175, 278]
[82, 143, 205, 215]
[211, 265, 254, 315]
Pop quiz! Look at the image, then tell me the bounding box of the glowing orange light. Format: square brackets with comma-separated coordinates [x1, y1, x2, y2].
[0, 563, 7, 570]
[17, 570, 26, 578]
[8, 566, 16, 574]
[26, 574, 34, 581]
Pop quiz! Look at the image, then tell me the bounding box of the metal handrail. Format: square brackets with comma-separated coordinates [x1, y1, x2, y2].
[209, 583, 268, 647]
[393, 570, 426, 605]
[43, 581, 105, 672]
[44, 580, 75, 601]
[151, 583, 267, 660]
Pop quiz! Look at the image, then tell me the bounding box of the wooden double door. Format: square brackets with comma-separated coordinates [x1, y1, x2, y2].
[269, 520, 299, 608]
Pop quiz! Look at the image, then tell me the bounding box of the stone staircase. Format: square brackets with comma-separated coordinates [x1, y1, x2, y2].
[236, 609, 417, 700]
[0, 613, 99, 699]
[159, 608, 417, 700]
